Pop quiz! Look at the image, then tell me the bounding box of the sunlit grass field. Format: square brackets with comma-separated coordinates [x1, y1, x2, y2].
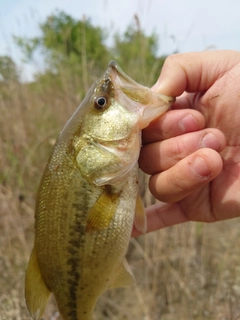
[1, 61, 240, 320]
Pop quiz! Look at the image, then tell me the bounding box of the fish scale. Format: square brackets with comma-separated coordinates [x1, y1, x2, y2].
[25, 61, 174, 320]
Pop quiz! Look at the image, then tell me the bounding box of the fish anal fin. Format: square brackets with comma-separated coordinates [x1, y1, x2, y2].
[25, 245, 51, 320]
[134, 194, 147, 234]
[109, 259, 135, 288]
[86, 189, 120, 232]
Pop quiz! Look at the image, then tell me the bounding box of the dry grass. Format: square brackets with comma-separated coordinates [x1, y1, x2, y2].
[1, 72, 240, 320]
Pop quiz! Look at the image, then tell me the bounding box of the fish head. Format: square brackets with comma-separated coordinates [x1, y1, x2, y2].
[106, 60, 175, 129]
[67, 61, 174, 186]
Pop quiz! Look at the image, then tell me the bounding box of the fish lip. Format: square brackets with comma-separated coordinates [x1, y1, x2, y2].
[107, 60, 175, 128]
[108, 60, 118, 69]
[107, 60, 138, 86]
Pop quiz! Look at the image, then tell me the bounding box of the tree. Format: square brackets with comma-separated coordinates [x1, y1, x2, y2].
[0, 56, 19, 84]
[14, 11, 167, 93]
[15, 11, 111, 94]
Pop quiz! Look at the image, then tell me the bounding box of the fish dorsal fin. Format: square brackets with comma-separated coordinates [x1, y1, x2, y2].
[25, 245, 51, 320]
[134, 194, 147, 234]
[85, 188, 120, 232]
[109, 259, 135, 288]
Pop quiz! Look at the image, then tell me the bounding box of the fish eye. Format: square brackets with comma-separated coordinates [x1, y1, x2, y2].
[93, 96, 108, 110]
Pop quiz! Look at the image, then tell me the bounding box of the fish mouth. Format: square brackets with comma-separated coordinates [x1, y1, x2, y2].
[107, 60, 175, 128]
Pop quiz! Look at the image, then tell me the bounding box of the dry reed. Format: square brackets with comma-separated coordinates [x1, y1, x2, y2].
[1, 65, 240, 320]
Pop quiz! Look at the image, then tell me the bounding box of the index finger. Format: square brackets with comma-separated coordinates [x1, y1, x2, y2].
[142, 109, 205, 144]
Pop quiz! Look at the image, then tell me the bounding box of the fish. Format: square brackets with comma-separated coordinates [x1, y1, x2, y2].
[25, 60, 174, 320]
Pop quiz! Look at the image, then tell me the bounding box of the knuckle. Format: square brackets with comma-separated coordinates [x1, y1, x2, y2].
[164, 53, 179, 65]
[165, 138, 187, 163]
[166, 169, 185, 193]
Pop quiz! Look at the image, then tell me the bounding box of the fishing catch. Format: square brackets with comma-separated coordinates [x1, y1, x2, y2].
[25, 61, 174, 320]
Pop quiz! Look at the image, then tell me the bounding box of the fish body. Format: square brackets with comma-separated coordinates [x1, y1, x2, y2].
[25, 61, 174, 320]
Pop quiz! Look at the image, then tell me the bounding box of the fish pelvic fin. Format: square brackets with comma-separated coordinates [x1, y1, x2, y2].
[25, 244, 51, 320]
[134, 194, 147, 234]
[109, 258, 135, 288]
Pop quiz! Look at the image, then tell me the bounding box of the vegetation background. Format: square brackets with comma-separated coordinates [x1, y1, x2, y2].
[1, 10, 240, 320]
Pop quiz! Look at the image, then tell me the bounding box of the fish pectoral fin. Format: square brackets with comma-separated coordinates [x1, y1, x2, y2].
[25, 245, 51, 320]
[86, 188, 120, 232]
[134, 194, 147, 234]
[109, 259, 135, 288]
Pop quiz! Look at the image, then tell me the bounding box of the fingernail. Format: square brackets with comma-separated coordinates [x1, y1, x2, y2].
[191, 155, 212, 178]
[202, 133, 220, 150]
[179, 114, 199, 132]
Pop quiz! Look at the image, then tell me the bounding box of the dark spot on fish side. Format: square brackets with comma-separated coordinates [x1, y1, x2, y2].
[67, 278, 78, 287]
[67, 308, 78, 320]
[67, 246, 78, 256]
[68, 238, 80, 248]
[67, 257, 78, 266]
[72, 203, 82, 210]
[69, 289, 76, 302]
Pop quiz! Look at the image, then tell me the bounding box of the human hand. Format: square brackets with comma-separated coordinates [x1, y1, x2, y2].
[134, 50, 240, 236]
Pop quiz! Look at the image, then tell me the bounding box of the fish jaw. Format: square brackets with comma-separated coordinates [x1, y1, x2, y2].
[107, 60, 175, 129]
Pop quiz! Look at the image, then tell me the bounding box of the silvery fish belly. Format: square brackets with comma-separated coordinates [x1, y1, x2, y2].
[25, 61, 174, 320]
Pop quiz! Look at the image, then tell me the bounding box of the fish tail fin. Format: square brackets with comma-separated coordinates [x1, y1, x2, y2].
[25, 244, 51, 320]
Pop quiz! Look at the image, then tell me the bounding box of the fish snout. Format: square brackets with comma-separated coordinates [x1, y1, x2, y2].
[108, 60, 175, 128]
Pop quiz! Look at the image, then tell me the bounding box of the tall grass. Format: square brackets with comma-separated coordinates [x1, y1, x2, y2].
[1, 62, 240, 320]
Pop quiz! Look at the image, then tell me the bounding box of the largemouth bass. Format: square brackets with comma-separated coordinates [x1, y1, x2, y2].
[25, 61, 174, 320]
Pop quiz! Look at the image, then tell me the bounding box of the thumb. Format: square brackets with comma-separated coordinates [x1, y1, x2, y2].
[153, 50, 240, 97]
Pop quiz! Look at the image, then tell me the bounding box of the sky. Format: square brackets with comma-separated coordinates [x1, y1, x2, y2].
[1, 0, 240, 81]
